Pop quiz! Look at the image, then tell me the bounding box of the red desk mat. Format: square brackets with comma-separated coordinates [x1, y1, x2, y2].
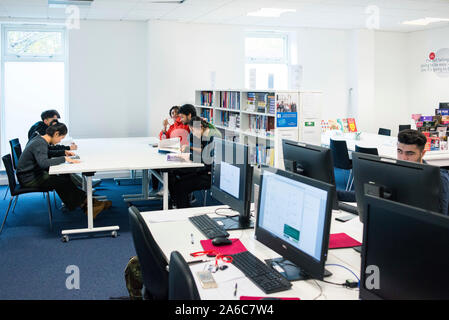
[329, 233, 362, 249]
[200, 239, 247, 255]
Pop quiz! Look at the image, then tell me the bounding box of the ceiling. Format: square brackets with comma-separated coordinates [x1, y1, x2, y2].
[0, 0, 449, 32]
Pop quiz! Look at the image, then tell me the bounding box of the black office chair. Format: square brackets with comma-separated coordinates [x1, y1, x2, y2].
[1, 154, 54, 234]
[330, 139, 353, 191]
[9, 139, 22, 170]
[378, 128, 391, 136]
[168, 251, 201, 300]
[399, 124, 411, 132]
[355, 145, 378, 156]
[128, 206, 169, 300]
[3, 139, 21, 200]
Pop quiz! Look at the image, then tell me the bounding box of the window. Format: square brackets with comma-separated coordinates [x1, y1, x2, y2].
[245, 33, 289, 90]
[1, 25, 67, 158]
[6, 30, 63, 58]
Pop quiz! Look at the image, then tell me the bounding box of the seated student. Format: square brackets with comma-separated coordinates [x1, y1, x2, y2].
[168, 116, 222, 208]
[28, 110, 77, 152]
[151, 106, 190, 195]
[178, 104, 197, 126]
[338, 129, 449, 216]
[159, 106, 190, 145]
[17, 122, 111, 218]
[28, 110, 101, 189]
[397, 129, 449, 215]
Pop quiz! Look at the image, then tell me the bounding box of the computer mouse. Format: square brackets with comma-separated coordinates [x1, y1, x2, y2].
[212, 237, 232, 246]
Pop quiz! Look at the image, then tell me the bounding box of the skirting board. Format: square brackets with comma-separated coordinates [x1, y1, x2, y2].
[0, 170, 136, 186]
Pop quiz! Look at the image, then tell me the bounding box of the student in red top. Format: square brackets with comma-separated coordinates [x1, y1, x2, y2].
[151, 106, 190, 195]
[159, 106, 190, 146]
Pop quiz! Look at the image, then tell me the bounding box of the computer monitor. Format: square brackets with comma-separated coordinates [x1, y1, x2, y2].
[282, 139, 338, 209]
[352, 152, 442, 224]
[360, 195, 449, 300]
[211, 138, 254, 230]
[255, 166, 335, 281]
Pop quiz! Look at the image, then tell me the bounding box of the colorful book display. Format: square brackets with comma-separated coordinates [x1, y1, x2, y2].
[322, 118, 358, 133]
[412, 111, 449, 151]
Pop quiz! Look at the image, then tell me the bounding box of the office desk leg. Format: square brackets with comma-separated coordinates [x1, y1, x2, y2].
[123, 169, 165, 204]
[61, 175, 119, 242]
[163, 171, 168, 210]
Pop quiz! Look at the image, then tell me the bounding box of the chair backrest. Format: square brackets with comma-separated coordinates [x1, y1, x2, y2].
[399, 124, 411, 133]
[128, 206, 169, 300]
[2, 154, 17, 192]
[168, 251, 201, 300]
[355, 145, 379, 156]
[9, 139, 22, 170]
[329, 139, 352, 170]
[378, 128, 391, 136]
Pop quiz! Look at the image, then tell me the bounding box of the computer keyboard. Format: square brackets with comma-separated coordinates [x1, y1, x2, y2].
[189, 214, 230, 239]
[231, 251, 292, 294]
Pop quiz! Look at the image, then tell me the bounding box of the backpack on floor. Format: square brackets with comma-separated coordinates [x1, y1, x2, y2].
[124, 256, 143, 300]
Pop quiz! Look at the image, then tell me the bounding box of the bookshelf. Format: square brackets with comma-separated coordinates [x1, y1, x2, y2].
[194, 89, 322, 167]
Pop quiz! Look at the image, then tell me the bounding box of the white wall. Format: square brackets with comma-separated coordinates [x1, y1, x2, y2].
[68, 20, 148, 138]
[147, 21, 352, 136]
[147, 21, 245, 136]
[374, 31, 409, 137]
[407, 25, 449, 117]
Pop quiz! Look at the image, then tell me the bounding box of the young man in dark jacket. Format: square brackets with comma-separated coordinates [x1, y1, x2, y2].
[27, 110, 101, 188]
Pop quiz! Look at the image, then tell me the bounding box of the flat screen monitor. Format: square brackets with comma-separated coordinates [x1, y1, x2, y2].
[352, 152, 442, 223]
[282, 139, 338, 209]
[360, 195, 449, 300]
[255, 167, 335, 281]
[211, 138, 253, 230]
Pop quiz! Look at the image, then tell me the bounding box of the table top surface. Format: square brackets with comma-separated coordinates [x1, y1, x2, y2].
[49, 137, 203, 174]
[142, 205, 363, 300]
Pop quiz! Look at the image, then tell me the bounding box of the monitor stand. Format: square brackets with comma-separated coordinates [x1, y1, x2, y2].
[213, 216, 254, 231]
[265, 257, 332, 281]
[353, 246, 362, 254]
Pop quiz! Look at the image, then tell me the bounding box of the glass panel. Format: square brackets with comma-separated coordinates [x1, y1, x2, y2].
[2, 62, 65, 156]
[245, 64, 288, 90]
[6, 30, 63, 57]
[245, 36, 286, 62]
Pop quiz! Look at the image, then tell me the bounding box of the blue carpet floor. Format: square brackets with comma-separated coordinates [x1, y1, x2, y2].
[0, 170, 349, 300]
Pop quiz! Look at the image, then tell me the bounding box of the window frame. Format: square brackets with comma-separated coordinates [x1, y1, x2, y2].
[245, 32, 289, 65]
[0, 24, 69, 161]
[2, 25, 66, 62]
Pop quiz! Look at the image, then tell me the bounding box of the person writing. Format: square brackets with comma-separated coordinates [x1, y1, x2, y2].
[17, 122, 111, 219]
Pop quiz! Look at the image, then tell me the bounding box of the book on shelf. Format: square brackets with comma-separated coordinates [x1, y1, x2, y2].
[255, 92, 268, 113]
[219, 111, 240, 129]
[268, 94, 275, 114]
[220, 91, 240, 110]
[248, 114, 275, 135]
[249, 145, 275, 166]
[200, 91, 213, 106]
[247, 92, 256, 112]
[200, 109, 213, 123]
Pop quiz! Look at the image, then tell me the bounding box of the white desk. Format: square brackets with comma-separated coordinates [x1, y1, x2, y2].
[49, 137, 203, 240]
[321, 131, 449, 167]
[142, 206, 363, 300]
